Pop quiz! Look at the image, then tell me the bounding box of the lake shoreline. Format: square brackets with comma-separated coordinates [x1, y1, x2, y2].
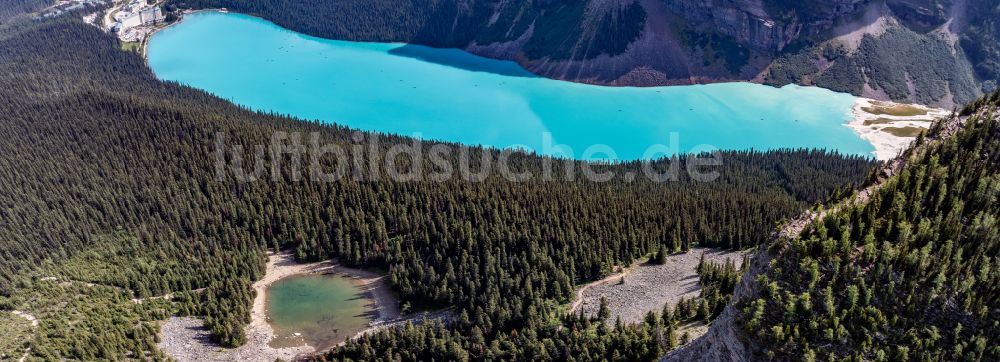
[846, 98, 951, 160]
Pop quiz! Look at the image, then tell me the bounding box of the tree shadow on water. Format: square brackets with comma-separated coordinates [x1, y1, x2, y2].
[387, 44, 537, 79]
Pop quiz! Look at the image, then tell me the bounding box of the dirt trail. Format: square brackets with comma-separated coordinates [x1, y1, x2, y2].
[663, 112, 968, 361]
[569, 268, 631, 312]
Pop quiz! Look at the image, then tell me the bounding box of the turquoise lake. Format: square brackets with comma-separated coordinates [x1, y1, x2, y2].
[147, 12, 875, 160]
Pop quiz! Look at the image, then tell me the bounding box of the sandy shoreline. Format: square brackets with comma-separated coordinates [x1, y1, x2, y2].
[158, 252, 400, 361]
[846, 98, 950, 160]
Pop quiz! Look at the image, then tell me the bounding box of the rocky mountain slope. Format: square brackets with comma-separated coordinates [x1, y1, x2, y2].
[168, 0, 997, 107]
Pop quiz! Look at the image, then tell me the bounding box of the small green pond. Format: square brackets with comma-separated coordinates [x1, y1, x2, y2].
[266, 274, 375, 350]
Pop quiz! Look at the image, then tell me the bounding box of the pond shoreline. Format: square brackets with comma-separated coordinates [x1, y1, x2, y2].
[158, 252, 399, 361]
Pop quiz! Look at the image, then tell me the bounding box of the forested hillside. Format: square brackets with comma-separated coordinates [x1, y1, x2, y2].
[668, 91, 1000, 361]
[165, 0, 998, 107]
[0, 0, 49, 23]
[739, 91, 1000, 360]
[0, 14, 879, 360]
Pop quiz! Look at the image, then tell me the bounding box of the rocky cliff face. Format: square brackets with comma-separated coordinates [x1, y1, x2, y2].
[885, 0, 953, 29]
[457, 0, 983, 107]
[661, 0, 868, 52]
[710, 6, 795, 51]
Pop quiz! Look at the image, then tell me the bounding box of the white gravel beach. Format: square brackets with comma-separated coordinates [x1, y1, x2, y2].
[847, 98, 950, 160]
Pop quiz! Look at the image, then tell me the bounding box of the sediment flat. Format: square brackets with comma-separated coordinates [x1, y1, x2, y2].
[847, 98, 950, 160]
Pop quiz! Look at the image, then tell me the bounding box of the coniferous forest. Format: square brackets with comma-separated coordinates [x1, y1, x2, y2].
[0, 10, 887, 360]
[733, 92, 1000, 361]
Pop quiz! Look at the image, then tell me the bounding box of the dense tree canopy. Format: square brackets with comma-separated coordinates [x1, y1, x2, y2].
[0, 0, 48, 23]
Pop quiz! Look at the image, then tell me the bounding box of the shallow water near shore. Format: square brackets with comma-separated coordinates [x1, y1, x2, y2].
[265, 274, 374, 350]
[147, 12, 875, 160]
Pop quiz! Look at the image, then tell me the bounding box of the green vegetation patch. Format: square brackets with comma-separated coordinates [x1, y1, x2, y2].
[861, 102, 928, 117]
[881, 126, 925, 137]
[121, 41, 141, 53]
[813, 47, 865, 95]
[0, 280, 173, 361]
[862, 118, 932, 126]
[0, 311, 32, 360]
[766, 50, 819, 86]
[862, 118, 896, 126]
[766, 25, 983, 105]
[856, 27, 979, 104]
